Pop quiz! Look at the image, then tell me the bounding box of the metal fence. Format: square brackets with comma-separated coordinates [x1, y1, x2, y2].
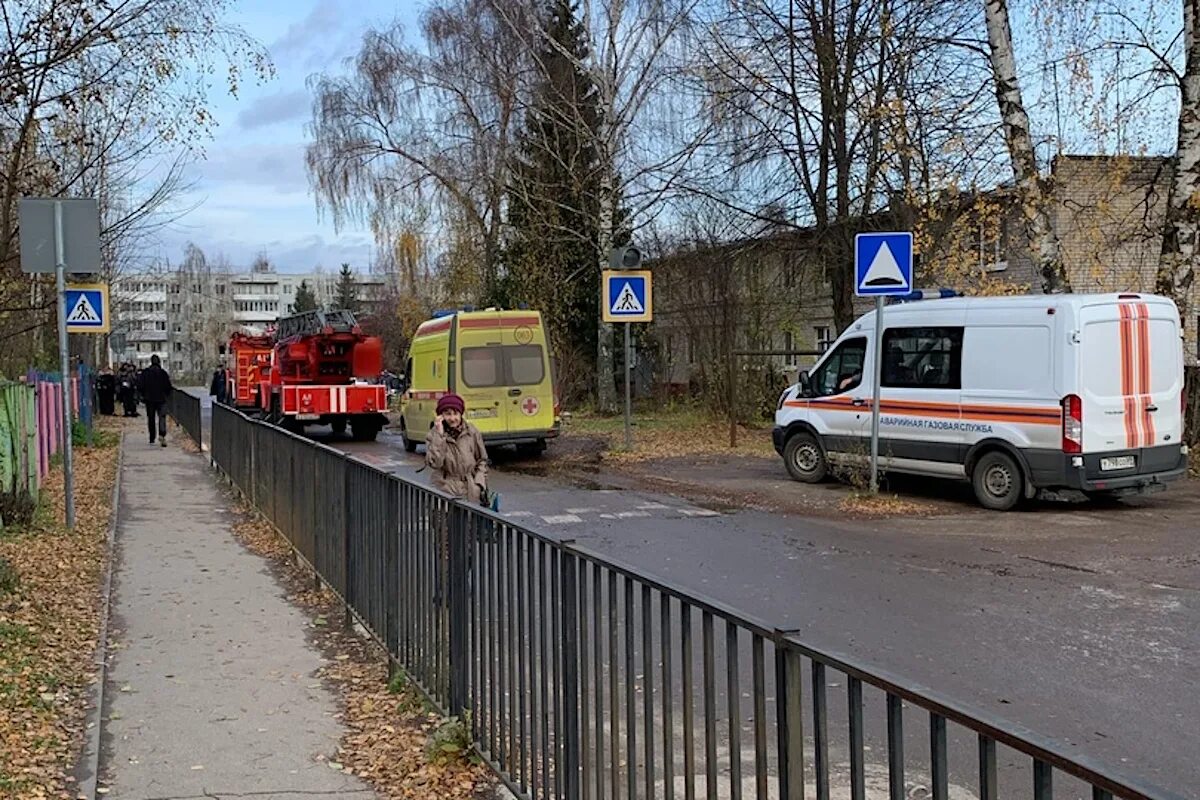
[167, 388, 202, 446]
[210, 402, 1180, 800]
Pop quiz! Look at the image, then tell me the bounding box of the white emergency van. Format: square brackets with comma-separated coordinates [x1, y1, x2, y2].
[772, 293, 1189, 509]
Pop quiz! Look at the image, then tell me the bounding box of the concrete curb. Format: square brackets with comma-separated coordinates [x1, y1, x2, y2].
[73, 429, 123, 800]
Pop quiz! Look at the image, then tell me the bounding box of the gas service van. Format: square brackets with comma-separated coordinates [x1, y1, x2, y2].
[399, 308, 560, 454]
[773, 293, 1189, 510]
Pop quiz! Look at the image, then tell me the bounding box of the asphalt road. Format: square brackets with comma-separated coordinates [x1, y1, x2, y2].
[191, 393, 1199, 797]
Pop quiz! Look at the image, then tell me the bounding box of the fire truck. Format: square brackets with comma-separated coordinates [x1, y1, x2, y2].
[222, 332, 273, 411]
[257, 309, 388, 441]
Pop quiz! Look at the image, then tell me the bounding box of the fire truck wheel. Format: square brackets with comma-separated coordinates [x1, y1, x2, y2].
[331, 418, 347, 436]
[351, 420, 379, 442]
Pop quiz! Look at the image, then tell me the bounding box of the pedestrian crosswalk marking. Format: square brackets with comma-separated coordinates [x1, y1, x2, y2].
[66, 294, 101, 323]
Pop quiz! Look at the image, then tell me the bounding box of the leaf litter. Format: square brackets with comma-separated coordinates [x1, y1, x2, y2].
[229, 508, 495, 799]
[0, 417, 122, 799]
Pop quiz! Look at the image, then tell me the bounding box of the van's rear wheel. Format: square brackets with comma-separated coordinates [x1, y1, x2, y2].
[783, 432, 827, 483]
[972, 451, 1023, 511]
[400, 419, 417, 452]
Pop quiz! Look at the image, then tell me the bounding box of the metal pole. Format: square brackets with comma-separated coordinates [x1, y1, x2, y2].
[54, 201, 76, 528]
[869, 296, 884, 494]
[623, 323, 632, 449]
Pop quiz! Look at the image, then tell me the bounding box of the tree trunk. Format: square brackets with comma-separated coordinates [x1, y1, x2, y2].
[595, 173, 618, 414]
[984, 0, 1070, 294]
[1157, 0, 1200, 367]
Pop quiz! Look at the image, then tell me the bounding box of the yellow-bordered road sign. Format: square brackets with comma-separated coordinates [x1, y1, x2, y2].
[65, 282, 110, 334]
[602, 270, 652, 323]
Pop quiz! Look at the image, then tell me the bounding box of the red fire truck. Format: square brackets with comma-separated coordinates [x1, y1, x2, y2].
[257, 309, 388, 441]
[222, 332, 274, 410]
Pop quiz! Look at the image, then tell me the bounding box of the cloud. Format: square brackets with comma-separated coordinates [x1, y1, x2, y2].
[194, 142, 311, 194]
[269, 0, 346, 62]
[237, 90, 311, 130]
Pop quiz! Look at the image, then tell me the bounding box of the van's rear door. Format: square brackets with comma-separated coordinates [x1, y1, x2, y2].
[1079, 298, 1183, 455]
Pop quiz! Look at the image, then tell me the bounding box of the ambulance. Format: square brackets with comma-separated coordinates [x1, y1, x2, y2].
[773, 293, 1189, 509]
[399, 308, 560, 454]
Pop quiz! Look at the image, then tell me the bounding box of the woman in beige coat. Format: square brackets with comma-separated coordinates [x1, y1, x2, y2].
[426, 393, 488, 606]
[425, 393, 488, 502]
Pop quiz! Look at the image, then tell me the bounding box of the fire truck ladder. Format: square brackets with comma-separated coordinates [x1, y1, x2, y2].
[274, 309, 359, 341]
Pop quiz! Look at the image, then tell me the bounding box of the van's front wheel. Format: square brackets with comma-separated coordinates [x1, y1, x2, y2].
[972, 451, 1023, 511]
[783, 432, 827, 483]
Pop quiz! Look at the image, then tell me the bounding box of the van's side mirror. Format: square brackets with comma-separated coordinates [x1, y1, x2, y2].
[798, 370, 812, 397]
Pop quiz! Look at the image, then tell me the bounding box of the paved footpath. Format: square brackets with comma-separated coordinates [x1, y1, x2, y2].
[101, 433, 376, 799]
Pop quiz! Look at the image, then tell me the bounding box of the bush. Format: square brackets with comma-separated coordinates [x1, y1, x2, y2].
[0, 490, 36, 528]
[0, 556, 18, 595]
[425, 714, 475, 765]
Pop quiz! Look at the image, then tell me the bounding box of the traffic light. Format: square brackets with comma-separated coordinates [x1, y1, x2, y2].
[609, 245, 643, 270]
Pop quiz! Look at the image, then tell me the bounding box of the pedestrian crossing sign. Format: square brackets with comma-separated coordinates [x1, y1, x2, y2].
[64, 283, 109, 333]
[602, 270, 653, 323]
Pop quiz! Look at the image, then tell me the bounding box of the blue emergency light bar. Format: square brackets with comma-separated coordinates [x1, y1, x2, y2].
[888, 288, 959, 303]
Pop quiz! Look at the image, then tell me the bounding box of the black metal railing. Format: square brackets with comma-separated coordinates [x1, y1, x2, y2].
[167, 388, 202, 446]
[209, 402, 1181, 800]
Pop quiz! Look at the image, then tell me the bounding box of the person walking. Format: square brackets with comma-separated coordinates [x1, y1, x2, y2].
[138, 355, 173, 446]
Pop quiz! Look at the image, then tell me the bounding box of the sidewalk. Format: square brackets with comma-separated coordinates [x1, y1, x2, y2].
[100, 432, 376, 799]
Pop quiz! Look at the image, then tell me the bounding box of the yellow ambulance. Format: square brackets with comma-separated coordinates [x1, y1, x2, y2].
[399, 308, 560, 454]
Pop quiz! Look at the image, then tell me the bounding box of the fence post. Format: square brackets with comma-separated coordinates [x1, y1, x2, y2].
[776, 643, 806, 800]
[342, 458, 354, 631]
[560, 549, 581, 799]
[385, 480, 400, 680]
[448, 502, 470, 717]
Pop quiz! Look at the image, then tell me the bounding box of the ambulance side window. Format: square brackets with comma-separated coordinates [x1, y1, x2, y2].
[811, 337, 866, 396]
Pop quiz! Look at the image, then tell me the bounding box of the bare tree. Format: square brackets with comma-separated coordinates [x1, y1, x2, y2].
[983, 0, 1070, 293]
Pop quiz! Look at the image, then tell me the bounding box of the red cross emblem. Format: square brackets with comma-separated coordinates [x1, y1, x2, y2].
[521, 397, 540, 416]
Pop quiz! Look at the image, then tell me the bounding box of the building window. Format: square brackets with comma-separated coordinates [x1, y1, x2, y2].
[976, 222, 1008, 272]
[196, 303, 203, 313]
[173, 324, 182, 333]
[156, 321, 166, 331]
[284, 284, 293, 294]
[687, 335, 697, 365]
[782, 331, 797, 366]
[216, 284, 226, 295]
[173, 342, 182, 352]
[815, 326, 833, 352]
[171, 303, 180, 314]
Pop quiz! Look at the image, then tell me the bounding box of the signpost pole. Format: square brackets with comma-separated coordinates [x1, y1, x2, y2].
[623, 322, 632, 450]
[869, 296, 884, 494]
[53, 201, 76, 529]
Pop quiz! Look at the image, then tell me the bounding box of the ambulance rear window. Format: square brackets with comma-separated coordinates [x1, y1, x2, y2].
[461, 345, 546, 387]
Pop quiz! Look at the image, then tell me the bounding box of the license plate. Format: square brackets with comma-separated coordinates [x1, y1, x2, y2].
[469, 408, 497, 419]
[296, 413, 319, 421]
[1101, 456, 1136, 471]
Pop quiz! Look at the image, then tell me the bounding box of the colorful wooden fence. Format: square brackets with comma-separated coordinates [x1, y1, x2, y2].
[0, 382, 38, 504]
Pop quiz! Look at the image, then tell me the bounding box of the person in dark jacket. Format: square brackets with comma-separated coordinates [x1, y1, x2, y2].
[209, 362, 228, 405]
[137, 355, 173, 446]
[118, 363, 139, 417]
[95, 367, 117, 416]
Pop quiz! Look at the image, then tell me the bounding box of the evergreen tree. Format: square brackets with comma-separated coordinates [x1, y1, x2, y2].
[334, 263, 360, 313]
[502, 0, 603, 397]
[293, 280, 319, 313]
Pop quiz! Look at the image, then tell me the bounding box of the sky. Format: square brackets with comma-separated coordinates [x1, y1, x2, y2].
[153, 0, 420, 274]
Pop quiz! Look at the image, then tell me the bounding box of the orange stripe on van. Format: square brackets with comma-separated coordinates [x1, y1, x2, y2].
[1118, 304, 1137, 448]
[782, 398, 1061, 426]
[1136, 303, 1156, 446]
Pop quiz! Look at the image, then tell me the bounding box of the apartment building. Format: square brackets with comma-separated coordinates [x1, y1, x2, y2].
[110, 267, 387, 377]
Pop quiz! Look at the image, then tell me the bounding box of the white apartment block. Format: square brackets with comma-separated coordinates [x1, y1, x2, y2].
[110, 268, 387, 377]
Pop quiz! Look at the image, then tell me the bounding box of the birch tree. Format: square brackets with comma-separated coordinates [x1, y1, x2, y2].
[307, 0, 531, 305]
[983, 0, 1071, 293]
[1158, 3, 1199, 366]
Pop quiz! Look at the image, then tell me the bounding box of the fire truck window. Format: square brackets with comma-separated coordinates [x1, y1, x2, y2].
[505, 345, 545, 386]
[462, 347, 503, 387]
